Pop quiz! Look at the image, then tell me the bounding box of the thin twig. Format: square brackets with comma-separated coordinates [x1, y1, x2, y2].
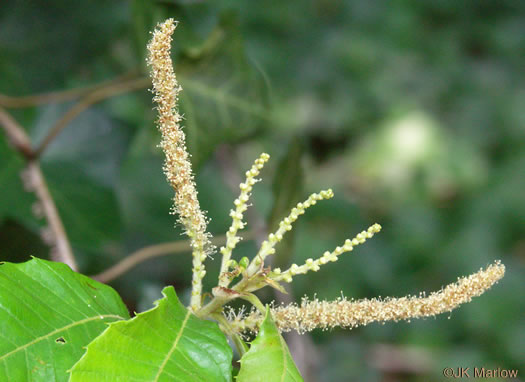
[34, 76, 150, 157]
[25, 161, 78, 270]
[0, 70, 141, 108]
[1, 74, 152, 273]
[1, 106, 77, 270]
[92, 232, 253, 284]
[0, 106, 34, 158]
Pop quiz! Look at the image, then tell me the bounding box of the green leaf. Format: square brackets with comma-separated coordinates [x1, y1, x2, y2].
[0, 136, 34, 225]
[29, 105, 128, 257]
[0, 258, 129, 382]
[177, 13, 269, 168]
[237, 307, 303, 382]
[130, 0, 167, 64]
[43, 162, 122, 249]
[69, 286, 233, 381]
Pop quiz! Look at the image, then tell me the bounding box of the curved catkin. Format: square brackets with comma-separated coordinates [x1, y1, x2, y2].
[231, 261, 505, 333]
[147, 19, 213, 311]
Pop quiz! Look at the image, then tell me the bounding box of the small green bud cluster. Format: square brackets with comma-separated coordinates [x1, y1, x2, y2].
[272, 223, 382, 282]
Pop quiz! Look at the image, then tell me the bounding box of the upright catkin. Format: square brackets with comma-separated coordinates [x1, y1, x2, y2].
[147, 19, 213, 311]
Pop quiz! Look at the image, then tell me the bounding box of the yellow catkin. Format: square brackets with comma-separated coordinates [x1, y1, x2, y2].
[273, 223, 382, 283]
[218, 153, 270, 287]
[245, 189, 334, 277]
[230, 261, 505, 333]
[147, 19, 213, 311]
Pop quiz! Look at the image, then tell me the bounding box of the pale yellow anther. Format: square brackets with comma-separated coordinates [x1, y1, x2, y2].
[344, 243, 353, 251]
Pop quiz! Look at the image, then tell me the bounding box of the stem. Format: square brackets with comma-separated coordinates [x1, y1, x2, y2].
[92, 234, 230, 283]
[239, 293, 266, 314]
[0, 106, 34, 159]
[26, 161, 77, 271]
[212, 313, 248, 357]
[0, 106, 76, 270]
[195, 272, 256, 318]
[34, 76, 149, 157]
[196, 296, 231, 319]
[0, 70, 141, 108]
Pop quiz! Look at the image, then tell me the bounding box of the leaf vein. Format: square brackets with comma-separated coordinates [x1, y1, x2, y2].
[153, 309, 191, 381]
[0, 314, 123, 362]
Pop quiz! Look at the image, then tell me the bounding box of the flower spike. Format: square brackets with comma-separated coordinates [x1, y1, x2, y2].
[229, 261, 505, 333]
[272, 223, 382, 283]
[147, 19, 213, 311]
[219, 153, 270, 287]
[245, 189, 334, 277]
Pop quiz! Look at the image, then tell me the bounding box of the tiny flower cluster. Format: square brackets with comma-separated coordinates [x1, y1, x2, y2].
[229, 261, 505, 334]
[147, 19, 213, 311]
[245, 189, 335, 277]
[272, 223, 382, 283]
[147, 19, 505, 341]
[219, 153, 270, 287]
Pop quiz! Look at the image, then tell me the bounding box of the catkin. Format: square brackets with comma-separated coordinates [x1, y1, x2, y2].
[230, 261, 505, 333]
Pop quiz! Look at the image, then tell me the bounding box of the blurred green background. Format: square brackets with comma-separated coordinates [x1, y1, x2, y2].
[1, 1, 524, 381]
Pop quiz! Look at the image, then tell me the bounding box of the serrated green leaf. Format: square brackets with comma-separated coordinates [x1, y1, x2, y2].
[237, 307, 303, 382]
[69, 286, 233, 382]
[0, 258, 129, 382]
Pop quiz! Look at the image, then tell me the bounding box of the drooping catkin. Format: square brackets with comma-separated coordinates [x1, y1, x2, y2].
[147, 19, 213, 311]
[230, 261, 505, 333]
